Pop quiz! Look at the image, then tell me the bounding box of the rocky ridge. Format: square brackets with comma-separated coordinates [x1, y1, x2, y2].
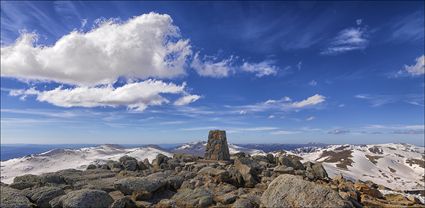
[1, 131, 424, 208]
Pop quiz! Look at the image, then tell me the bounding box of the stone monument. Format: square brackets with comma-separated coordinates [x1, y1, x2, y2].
[204, 130, 231, 161]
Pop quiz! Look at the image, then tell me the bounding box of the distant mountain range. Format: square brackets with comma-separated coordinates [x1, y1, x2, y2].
[1, 143, 424, 191]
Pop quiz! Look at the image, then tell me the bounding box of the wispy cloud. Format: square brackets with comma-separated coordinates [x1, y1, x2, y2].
[365, 124, 425, 135]
[241, 60, 279, 77]
[306, 116, 315, 121]
[270, 130, 300, 135]
[321, 21, 369, 55]
[191, 53, 235, 78]
[232, 94, 326, 114]
[355, 94, 424, 107]
[191, 53, 280, 78]
[308, 80, 317, 86]
[389, 11, 424, 43]
[328, 129, 351, 134]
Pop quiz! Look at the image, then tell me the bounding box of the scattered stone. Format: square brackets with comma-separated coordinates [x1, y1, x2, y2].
[204, 130, 230, 161]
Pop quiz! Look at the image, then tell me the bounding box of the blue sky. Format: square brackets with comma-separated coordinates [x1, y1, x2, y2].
[1, 1, 424, 145]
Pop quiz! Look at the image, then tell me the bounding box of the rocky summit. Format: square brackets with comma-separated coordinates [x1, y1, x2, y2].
[1, 131, 424, 208]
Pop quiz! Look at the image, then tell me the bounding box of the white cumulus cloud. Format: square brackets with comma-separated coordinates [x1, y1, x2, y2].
[9, 79, 200, 111]
[1, 12, 192, 86]
[403, 55, 425, 76]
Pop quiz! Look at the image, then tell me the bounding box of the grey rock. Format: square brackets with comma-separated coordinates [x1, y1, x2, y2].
[234, 157, 262, 187]
[86, 164, 97, 170]
[273, 166, 294, 174]
[152, 154, 169, 170]
[10, 174, 40, 190]
[166, 175, 184, 190]
[304, 162, 328, 180]
[114, 175, 166, 195]
[198, 166, 230, 182]
[277, 155, 304, 170]
[215, 192, 237, 204]
[137, 160, 148, 170]
[58, 189, 113, 208]
[232, 198, 258, 208]
[204, 130, 230, 161]
[173, 153, 197, 162]
[172, 187, 213, 208]
[110, 196, 136, 208]
[119, 156, 139, 171]
[83, 177, 119, 192]
[107, 160, 122, 170]
[260, 174, 353, 208]
[27, 186, 65, 208]
[0, 186, 33, 208]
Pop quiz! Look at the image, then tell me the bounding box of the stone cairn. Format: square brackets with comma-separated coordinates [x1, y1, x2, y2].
[204, 130, 231, 161]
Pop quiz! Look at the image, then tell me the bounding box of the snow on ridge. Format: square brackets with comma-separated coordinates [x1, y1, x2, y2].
[0, 145, 171, 184]
[296, 143, 425, 191]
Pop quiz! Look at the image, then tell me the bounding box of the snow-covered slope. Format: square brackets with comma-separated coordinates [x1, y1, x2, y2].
[297, 143, 425, 191]
[0, 144, 171, 184]
[173, 141, 265, 156]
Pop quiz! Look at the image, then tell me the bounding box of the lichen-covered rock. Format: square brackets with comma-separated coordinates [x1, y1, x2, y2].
[234, 157, 262, 187]
[172, 187, 213, 208]
[204, 130, 230, 161]
[0, 186, 33, 208]
[10, 174, 41, 190]
[261, 174, 353, 208]
[26, 186, 65, 208]
[58, 189, 113, 208]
